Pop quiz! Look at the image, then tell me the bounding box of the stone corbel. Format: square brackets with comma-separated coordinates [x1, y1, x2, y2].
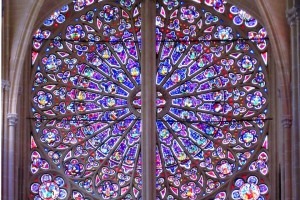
[1, 80, 10, 91]
[287, 6, 300, 25]
[282, 117, 292, 128]
[7, 113, 18, 126]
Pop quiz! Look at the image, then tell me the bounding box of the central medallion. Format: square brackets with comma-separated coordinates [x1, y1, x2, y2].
[128, 86, 171, 118]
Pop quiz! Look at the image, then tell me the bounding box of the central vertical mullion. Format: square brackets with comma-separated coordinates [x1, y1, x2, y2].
[141, 0, 157, 199]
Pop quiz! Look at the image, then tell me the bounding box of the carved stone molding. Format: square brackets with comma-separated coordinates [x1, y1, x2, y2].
[287, 7, 300, 25]
[282, 117, 292, 128]
[7, 113, 18, 126]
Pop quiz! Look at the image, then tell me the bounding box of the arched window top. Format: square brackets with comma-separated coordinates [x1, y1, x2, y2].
[30, 0, 269, 199]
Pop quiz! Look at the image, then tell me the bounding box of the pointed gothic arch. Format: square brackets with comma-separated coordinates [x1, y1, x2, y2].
[1, 0, 296, 199]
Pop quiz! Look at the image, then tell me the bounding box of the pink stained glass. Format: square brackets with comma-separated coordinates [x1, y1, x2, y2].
[30, 0, 269, 199]
[155, 0, 269, 199]
[30, 0, 143, 199]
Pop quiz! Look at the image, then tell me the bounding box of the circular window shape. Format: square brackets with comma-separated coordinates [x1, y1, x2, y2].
[30, 0, 269, 199]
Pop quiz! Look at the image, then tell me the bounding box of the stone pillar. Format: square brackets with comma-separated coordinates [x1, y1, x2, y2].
[282, 116, 292, 200]
[287, 5, 300, 199]
[141, 0, 156, 199]
[5, 113, 18, 200]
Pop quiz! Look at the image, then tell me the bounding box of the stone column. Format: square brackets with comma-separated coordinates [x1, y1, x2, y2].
[287, 5, 300, 199]
[141, 0, 156, 199]
[5, 113, 18, 200]
[282, 116, 292, 200]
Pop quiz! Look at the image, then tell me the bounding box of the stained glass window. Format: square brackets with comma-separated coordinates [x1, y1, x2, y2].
[30, 0, 269, 199]
[154, 1, 269, 199]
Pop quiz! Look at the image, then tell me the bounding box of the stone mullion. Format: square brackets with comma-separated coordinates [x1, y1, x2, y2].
[141, 0, 157, 199]
[288, 5, 300, 199]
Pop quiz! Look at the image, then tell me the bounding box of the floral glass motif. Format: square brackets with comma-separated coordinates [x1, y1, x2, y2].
[30, 0, 269, 199]
[155, 0, 269, 199]
[31, 0, 143, 199]
[31, 173, 68, 200]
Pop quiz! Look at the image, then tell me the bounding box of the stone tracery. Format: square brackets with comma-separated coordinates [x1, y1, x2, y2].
[29, 0, 269, 199]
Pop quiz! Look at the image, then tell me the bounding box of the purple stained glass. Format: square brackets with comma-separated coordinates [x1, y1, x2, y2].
[30, 0, 269, 199]
[30, 0, 142, 199]
[155, 0, 269, 199]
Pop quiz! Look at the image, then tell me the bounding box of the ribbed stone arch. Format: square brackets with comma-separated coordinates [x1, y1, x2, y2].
[1, 0, 293, 199]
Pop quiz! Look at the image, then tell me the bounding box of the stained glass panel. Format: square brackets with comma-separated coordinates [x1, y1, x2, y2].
[31, 0, 143, 199]
[30, 0, 269, 199]
[155, 0, 269, 199]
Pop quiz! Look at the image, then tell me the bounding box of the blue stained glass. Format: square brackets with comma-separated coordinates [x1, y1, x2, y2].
[155, 0, 269, 199]
[30, 0, 269, 199]
[31, 0, 143, 199]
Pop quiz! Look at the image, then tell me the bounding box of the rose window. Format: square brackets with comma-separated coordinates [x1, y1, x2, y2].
[30, 0, 269, 199]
